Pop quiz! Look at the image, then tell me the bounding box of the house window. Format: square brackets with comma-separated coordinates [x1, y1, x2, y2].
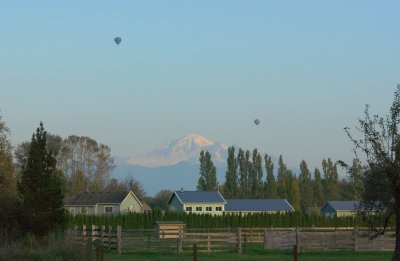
[196, 207, 202, 212]
[81, 207, 88, 214]
[105, 206, 113, 214]
[69, 207, 75, 214]
[129, 206, 134, 212]
[185, 207, 192, 212]
[216, 207, 222, 211]
[206, 207, 212, 211]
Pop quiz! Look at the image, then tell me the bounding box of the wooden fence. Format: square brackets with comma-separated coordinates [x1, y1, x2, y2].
[263, 227, 395, 252]
[72, 225, 395, 254]
[72, 225, 243, 254]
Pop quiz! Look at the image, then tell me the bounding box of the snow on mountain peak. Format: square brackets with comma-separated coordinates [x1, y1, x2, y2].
[127, 133, 228, 167]
[175, 133, 215, 148]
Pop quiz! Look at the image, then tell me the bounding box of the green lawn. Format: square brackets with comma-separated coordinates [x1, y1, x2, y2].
[102, 244, 393, 261]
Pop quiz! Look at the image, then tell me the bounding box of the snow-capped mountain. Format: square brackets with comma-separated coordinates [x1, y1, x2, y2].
[125, 133, 229, 167]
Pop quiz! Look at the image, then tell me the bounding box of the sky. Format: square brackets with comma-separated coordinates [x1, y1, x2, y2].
[1, 1, 399, 173]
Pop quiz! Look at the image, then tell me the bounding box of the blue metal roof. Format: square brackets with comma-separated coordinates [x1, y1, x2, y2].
[171, 191, 226, 204]
[326, 201, 359, 211]
[225, 199, 294, 212]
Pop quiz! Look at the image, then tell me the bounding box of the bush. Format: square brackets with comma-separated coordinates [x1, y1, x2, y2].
[0, 232, 94, 261]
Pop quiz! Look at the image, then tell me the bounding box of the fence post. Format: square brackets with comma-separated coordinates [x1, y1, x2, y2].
[243, 234, 247, 254]
[353, 228, 358, 250]
[178, 227, 183, 254]
[117, 225, 122, 255]
[296, 227, 300, 253]
[263, 228, 267, 248]
[147, 231, 151, 249]
[193, 244, 197, 261]
[73, 225, 78, 241]
[92, 225, 96, 243]
[207, 234, 211, 253]
[108, 226, 112, 251]
[100, 226, 105, 247]
[293, 245, 298, 261]
[237, 227, 242, 254]
[82, 224, 86, 242]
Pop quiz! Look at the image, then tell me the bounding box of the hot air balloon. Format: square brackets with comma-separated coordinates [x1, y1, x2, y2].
[254, 119, 260, 126]
[114, 37, 122, 45]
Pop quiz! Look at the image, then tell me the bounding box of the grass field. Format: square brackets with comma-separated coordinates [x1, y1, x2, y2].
[102, 244, 393, 261]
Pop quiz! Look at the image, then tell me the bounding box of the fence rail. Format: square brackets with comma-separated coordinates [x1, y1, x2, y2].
[72, 225, 395, 254]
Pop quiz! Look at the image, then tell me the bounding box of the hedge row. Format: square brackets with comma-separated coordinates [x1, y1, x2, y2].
[68, 210, 386, 229]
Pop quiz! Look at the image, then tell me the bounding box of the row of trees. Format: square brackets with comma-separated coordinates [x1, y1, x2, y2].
[69, 210, 370, 230]
[197, 146, 363, 213]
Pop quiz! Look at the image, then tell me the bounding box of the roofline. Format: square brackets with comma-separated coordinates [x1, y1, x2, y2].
[324, 201, 359, 211]
[121, 191, 143, 207]
[168, 190, 226, 204]
[283, 199, 295, 212]
[217, 190, 227, 204]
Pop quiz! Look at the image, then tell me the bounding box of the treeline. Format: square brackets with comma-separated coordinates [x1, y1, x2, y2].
[15, 134, 115, 197]
[198, 148, 364, 213]
[69, 210, 382, 229]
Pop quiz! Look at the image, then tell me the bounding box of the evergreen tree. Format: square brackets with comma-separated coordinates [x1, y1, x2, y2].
[264, 154, 277, 198]
[224, 146, 238, 198]
[17, 122, 67, 239]
[313, 168, 324, 206]
[197, 150, 218, 191]
[299, 160, 313, 213]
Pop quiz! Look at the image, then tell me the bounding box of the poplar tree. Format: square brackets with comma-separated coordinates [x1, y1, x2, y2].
[18, 122, 67, 239]
[286, 170, 301, 211]
[238, 149, 249, 198]
[197, 150, 218, 191]
[224, 146, 238, 198]
[348, 158, 364, 200]
[251, 149, 263, 198]
[264, 154, 277, 198]
[313, 168, 324, 206]
[322, 158, 339, 200]
[277, 155, 288, 199]
[299, 160, 313, 213]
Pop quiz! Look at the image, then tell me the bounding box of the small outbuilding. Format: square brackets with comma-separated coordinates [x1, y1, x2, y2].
[320, 201, 359, 217]
[154, 221, 185, 239]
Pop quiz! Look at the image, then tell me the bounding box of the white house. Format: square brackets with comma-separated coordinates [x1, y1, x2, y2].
[64, 191, 147, 215]
[168, 190, 226, 215]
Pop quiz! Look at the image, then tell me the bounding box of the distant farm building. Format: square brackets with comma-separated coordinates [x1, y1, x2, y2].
[224, 199, 294, 214]
[167, 190, 294, 215]
[64, 191, 148, 215]
[320, 201, 359, 217]
[167, 190, 226, 215]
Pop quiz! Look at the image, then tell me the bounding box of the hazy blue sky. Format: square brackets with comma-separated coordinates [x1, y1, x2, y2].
[1, 1, 399, 171]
